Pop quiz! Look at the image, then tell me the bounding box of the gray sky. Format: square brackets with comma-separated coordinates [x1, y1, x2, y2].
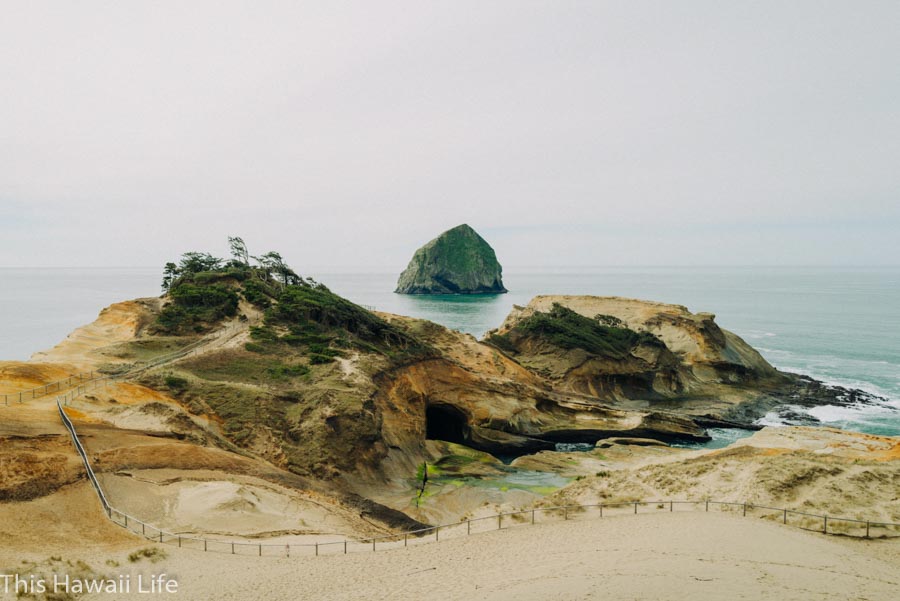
[1, 1, 898, 270]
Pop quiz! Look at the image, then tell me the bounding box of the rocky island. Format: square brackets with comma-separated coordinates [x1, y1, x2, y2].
[395, 224, 507, 294]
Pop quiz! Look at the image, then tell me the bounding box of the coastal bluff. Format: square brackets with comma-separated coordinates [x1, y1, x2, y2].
[395, 224, 507, 294]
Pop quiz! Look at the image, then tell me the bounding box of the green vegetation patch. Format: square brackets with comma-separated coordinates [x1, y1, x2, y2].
[153, 238, 434, 361]
[263, 285, 432, 361]
[164, 374, 189, 391]
[179, 350, 310, 385]
[155, 282, 239, 334]
[105, 336, 198, 361]
[488, 303, 661, 359]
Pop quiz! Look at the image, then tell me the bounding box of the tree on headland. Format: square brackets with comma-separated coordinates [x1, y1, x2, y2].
[152, 237, 424, 363]
[228, 236, 250, 267]
[253, 251, 301, 287]
[160, 252, 224, 291]
[161, 262, 179, 292]
[179, 252, 223, 274]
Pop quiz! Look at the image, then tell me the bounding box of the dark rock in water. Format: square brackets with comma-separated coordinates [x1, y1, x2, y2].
[395, 224, 507, 295]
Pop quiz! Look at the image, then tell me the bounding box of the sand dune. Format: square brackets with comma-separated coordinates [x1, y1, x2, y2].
[40, 511, 895, 601]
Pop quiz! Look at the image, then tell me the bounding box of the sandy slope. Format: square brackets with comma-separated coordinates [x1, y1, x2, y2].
[39, 511, 896, 601]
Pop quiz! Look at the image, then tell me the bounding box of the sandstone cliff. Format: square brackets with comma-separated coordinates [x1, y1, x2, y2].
[486, 295, 791, 406]
[395, 224, 507, 294]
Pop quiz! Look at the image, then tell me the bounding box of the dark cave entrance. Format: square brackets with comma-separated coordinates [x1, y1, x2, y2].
[425, 404, 469, 445]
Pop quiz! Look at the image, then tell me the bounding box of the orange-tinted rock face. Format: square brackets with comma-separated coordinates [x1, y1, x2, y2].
[0, 362, 74, 391]
[30, 298, 159, 369]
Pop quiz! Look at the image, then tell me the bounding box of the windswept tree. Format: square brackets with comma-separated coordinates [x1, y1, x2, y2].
[161, 262, 180, 291]
[178, 251, 223, 275]
[253, 251, 301, 286]
[228, 236, 250, 267]
[161, 252, 223, 291]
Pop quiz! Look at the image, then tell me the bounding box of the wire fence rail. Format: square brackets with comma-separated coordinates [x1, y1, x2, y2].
[3, 321, 244, 407]
[55, 401, 900, 559]
[2, 370, 102, 405]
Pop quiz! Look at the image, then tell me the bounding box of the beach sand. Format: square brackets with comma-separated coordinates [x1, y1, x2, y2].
[17, 510, 887, 601]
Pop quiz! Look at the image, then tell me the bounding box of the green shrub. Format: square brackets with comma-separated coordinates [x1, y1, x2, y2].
[594, 314, 625, 328]
[309, 353, 336, 365]
[505, 303, 663, 359]
[485, 333, 516, 353]
[250, 325, 278, 342]
[155, 281, 239, 334]
[242, 279, 273, 307]
[164, 375, 189, 391]
[244, 342, 268, 353]
[307, 343, 341, 357]
[266, 363, 310, 379]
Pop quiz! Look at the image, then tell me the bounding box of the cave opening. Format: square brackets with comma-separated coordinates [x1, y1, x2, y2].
[425, 404, 469, 445]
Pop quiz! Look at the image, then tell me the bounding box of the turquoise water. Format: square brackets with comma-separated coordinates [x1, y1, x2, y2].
[671, 428, 757, 450]
[430, 468, 571, 495]
[2, 266, 898, 436]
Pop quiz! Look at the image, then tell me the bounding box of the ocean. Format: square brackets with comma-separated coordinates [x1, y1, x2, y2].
[2, 266, 898, 436]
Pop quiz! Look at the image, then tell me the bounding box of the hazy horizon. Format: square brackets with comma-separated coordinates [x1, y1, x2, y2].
[2, 1, 898, 269]
[2, 263, 900, 272]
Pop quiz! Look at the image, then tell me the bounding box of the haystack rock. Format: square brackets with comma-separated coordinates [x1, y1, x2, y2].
[395, 224, 507, 295]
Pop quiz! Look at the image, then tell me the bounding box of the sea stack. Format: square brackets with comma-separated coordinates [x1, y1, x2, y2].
[395, 224, 507, 295]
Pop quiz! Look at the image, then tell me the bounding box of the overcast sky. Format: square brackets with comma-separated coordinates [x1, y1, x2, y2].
[1, 1, 898, 270]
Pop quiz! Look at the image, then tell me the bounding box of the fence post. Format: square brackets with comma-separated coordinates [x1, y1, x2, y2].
[178, 536, 181, 548]
[404, 534, 407, 547]
[532, 509, 535, 524]
[499, 514, 502, 529]
[436, 526, 439, 542]
[259, 544, 262, 557]
[467, 520, 471, 535]
[783, 509, 787, 524]
[204, 540, 207, 552]
[743, 503, 747, 517]
[705, 500, 709, 512]
[231, 543, 235, 554]
[634, 502, 638, 514]
[866, 521, 870, 538]
[315, 543, 319, 556]
[286, 544, 289, 558]
[823, 516, 828, 534]
[372, 539, 375, 552]
[564, 506, 568, 520]
[670, 501, 673, 512]
[599, 504, 603, 518]
[159, 531, 163, 543]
